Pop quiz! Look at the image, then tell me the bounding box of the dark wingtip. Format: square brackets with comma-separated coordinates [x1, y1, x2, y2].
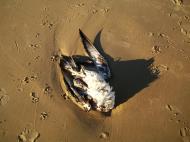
[79, 28, 86, 40]
[79, 28, 82, 34]
[79, 28, 83, 36]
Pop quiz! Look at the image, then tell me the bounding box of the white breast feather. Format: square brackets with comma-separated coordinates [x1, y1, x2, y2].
[82, 69, 115, 110]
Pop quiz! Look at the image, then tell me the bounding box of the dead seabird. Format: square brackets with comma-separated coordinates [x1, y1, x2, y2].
[57, 29, 115, 112]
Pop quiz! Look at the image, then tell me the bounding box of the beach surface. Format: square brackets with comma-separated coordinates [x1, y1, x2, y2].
[0, 0, 190, 142]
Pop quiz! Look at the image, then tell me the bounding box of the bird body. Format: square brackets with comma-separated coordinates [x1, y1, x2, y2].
[58, 29, 115, 112]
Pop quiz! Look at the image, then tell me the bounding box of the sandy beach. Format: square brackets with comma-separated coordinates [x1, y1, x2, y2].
[0, 0, 190, 141]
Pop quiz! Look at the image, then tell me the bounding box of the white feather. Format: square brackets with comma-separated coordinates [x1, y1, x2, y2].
[81, 68, 115, 111]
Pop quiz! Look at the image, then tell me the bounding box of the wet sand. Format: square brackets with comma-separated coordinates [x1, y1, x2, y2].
[0, 0, 190, 142]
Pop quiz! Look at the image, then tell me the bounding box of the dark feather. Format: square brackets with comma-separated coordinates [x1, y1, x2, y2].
[79, 29, 111, 80]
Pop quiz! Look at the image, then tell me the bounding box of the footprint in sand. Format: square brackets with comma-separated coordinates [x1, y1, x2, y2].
[22, 76, 38, 85]
[179, 126, 190, 142]
[35, 33, 40, 38]
[181, 26, 190, 39]
[28, 43, 41, 49]
[151, 64, 169, 75]
[99, 132, 109, 139]
[30, 92, 39, 103]
[177, 15, 190, 39]
[50, 54, 59, 62]
[165, 104, 181, 120]
[171, 0, 183, 6]
[18, 128, 40, 142]
[41, 12, 55, 30]
[0, 120, 7, 137]
[152, 45, 161, 54]
[91, 7, 110, 15]
[148, 32, 170, 54]
[28, 33, 41, 50]
[43, 84, 53, 96]
[165, 104, 173, 111]
[100, 8, 110, 14]
[40, 112, 48, 120]
[165, 104, 190, 142]
[75, 3, 85, 8]
[23, 77, 30, 84]
[17, 75, 37, 92]
[180, 127, 190, 142]
[0, 88, 10, 106]
[92, 9, 98, 14]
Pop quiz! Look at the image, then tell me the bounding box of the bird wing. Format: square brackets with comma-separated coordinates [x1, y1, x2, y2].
[79, 29, 111, 80]
[72, 55, 94, 67]
[59, 55, 91, 111]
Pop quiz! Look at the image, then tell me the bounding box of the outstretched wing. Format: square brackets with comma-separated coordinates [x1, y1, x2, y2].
[79, 29, 111, 80]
